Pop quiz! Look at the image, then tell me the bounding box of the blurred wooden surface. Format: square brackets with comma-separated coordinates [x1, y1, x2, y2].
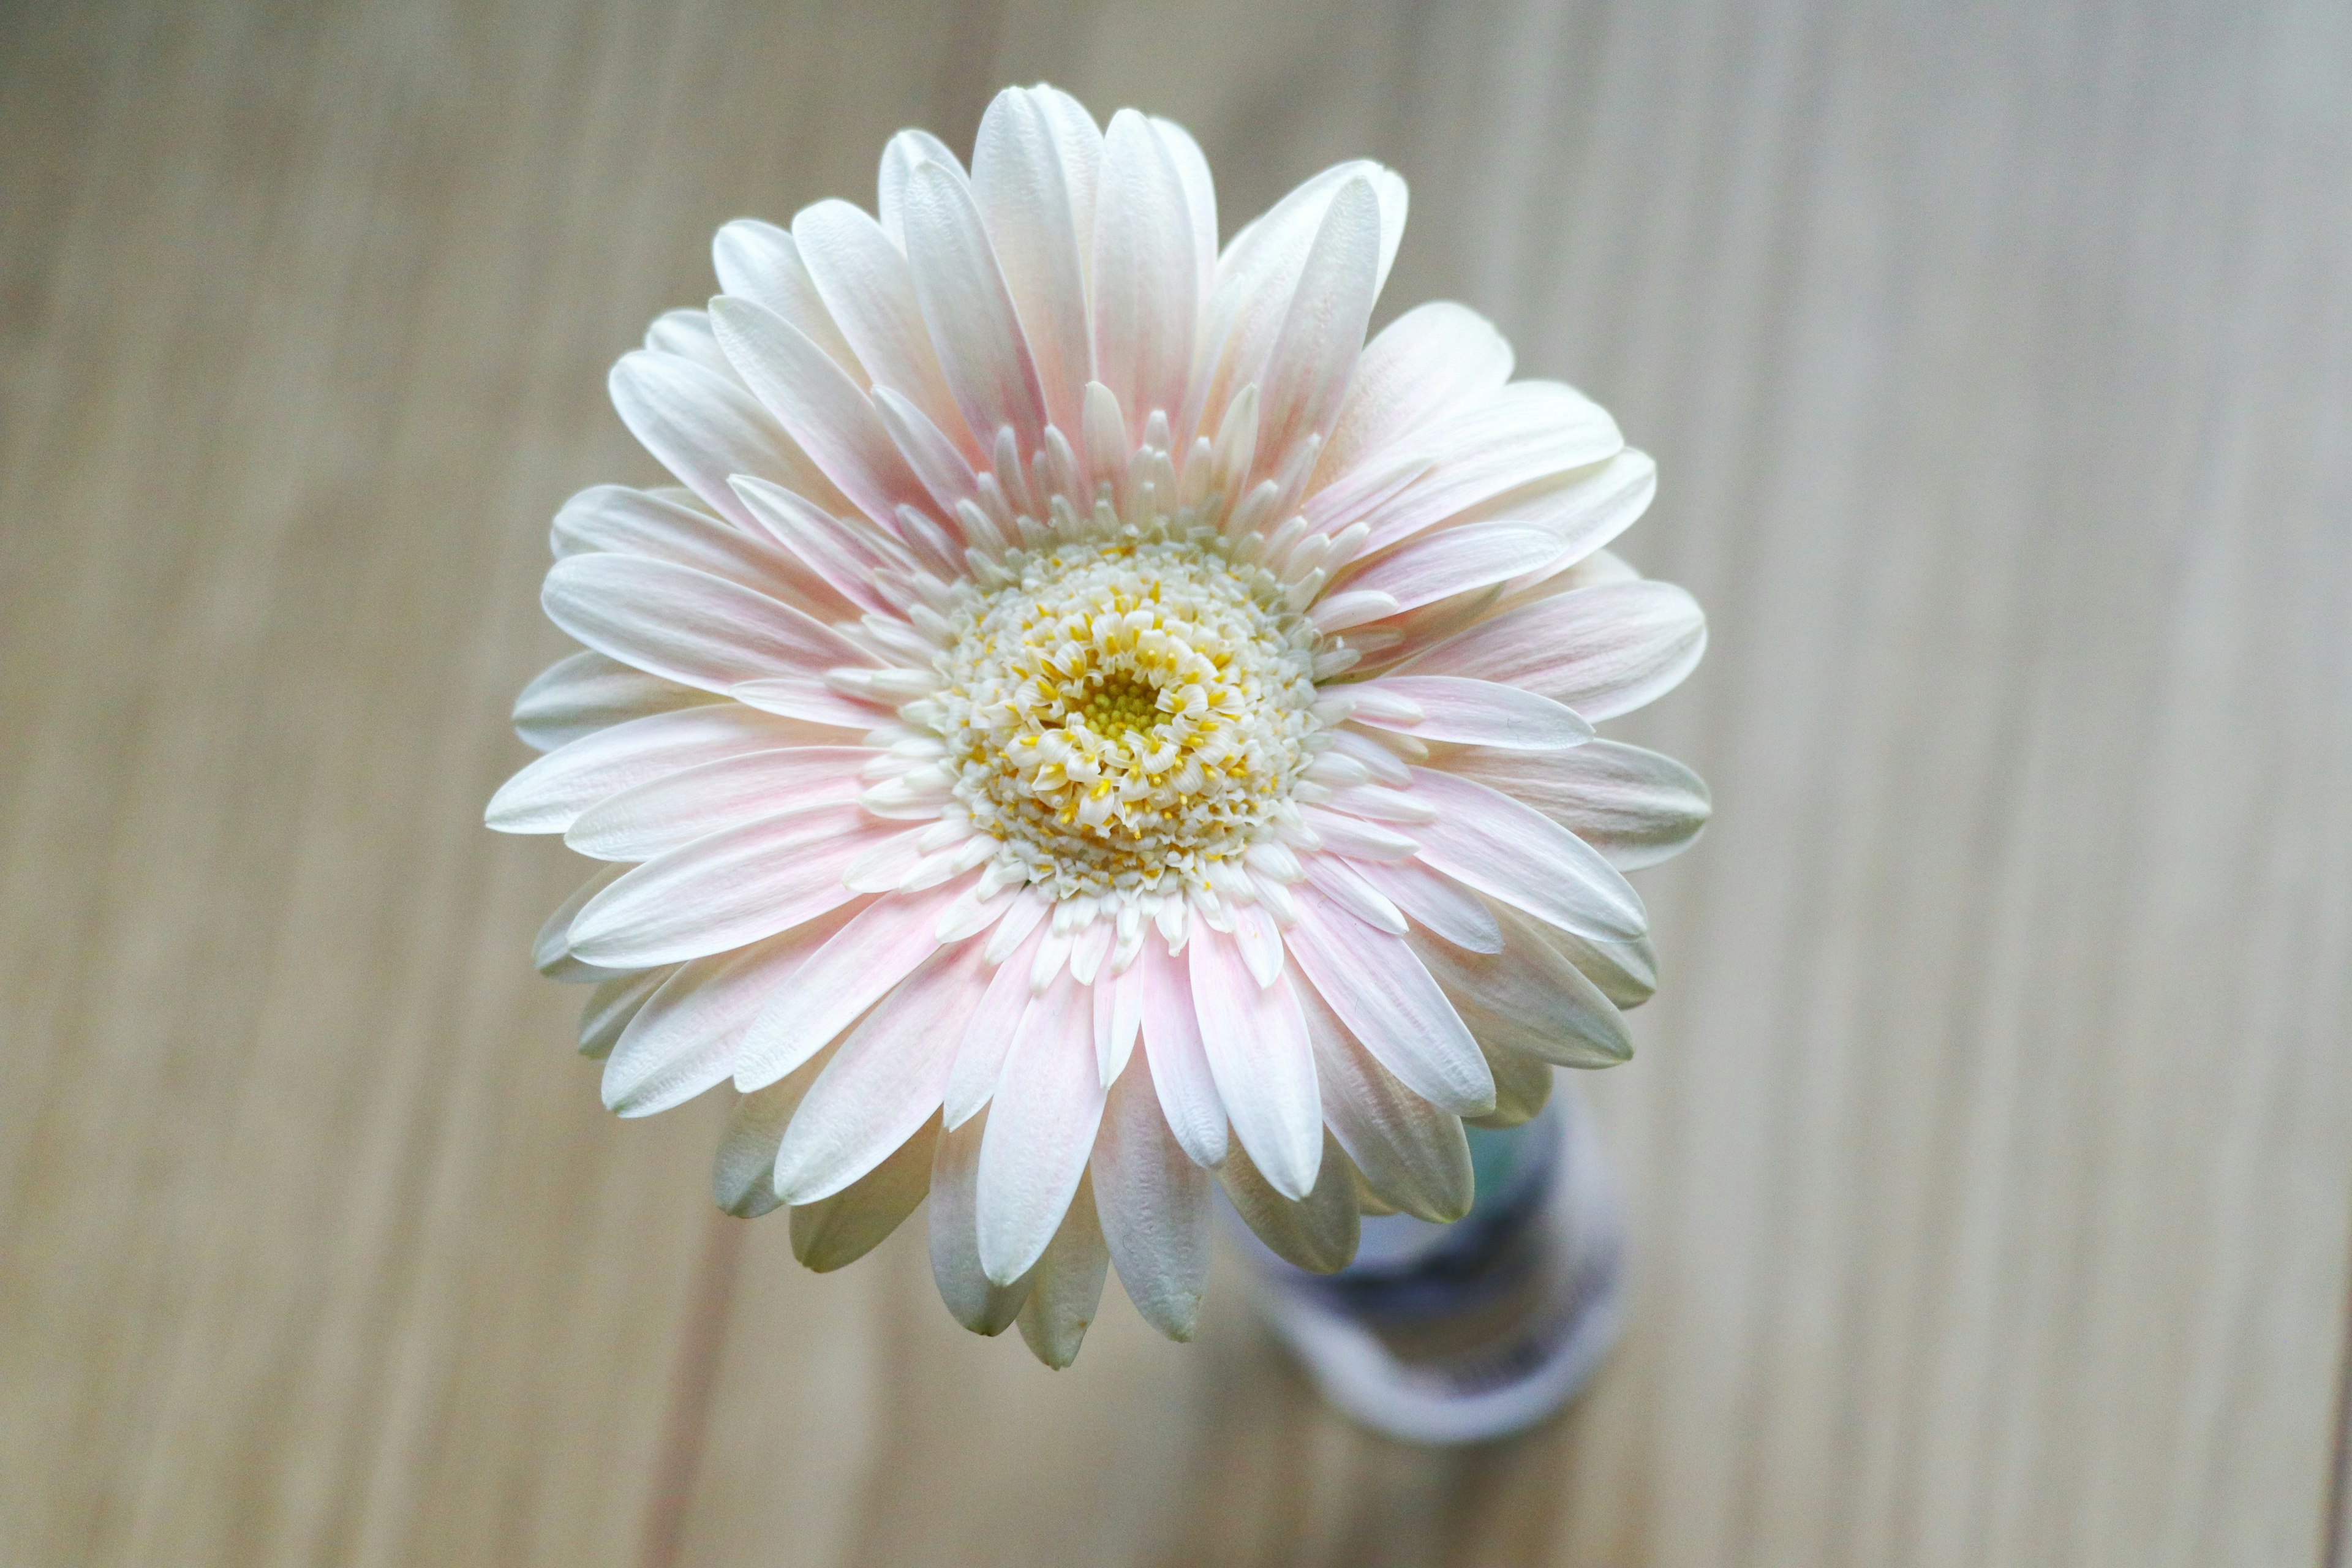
[5, 1, 2351, 1564]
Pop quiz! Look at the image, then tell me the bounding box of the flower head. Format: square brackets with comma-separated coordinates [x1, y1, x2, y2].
[490, 86, 1709, 1366]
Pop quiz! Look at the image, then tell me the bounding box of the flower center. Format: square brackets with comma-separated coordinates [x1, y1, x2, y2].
[930, 532, 1324, 902]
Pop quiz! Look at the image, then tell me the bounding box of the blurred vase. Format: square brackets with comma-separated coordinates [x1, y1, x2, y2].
[1240, 1087, 1627, 1445]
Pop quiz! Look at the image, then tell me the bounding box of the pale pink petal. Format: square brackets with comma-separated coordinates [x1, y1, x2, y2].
[791, 198, 971, 453]
[1348, 382, 1622, 549]
[900, 159, 1049, 462]
[1219, 1131, 1360, 1273]
[713, 1051, 837, 1218]
[562, 746, 872, 859]
[723, 475, 918, 617]
[608, 349, 850, 526]
[728, 677, 897, 731]
[1229, 900, 1286, 987]
[1349, 675, 1594, 752]
[567, 805, 885, 968]
[1298, 805, 1417, 862]
[600, 907, 859, 1115]
[1408, 900, 1632, 1068]
[1337, 522, 1566, 613]
[1298, 854, 1408, 935]
[732, 876, 976, 1090]
[1406, 767, 1647, 942]
[790, 1116, 938, 1270]
[929, 1108, 1033, 1334]
[943, 924, 1047, 1127]
[709, 297, 940, 531]
[1436, 739, 1711, 869]
[1282, 888, 1492, 1116]
[1188, 930, 1321, 1200]
[1137, 938, 1227, 1168]
[1092, 109, 1198, 439]
[870, 387, 982, 518]
[1248, 175, 1381, 488]
[511, 651, 715, 753]
[976, 973, 1107, 1284]
[1145, 116, 1216, 309]
[973, 87, 1095, 434]
[1015, 1174, 1109, 1368]
[1296, 979, 1472, 1223]
[877, 128, 963, 246]
[532, 864, 628, 982]
[642, 309, 733, 377]
[1525, 918, 1659, 1010]
[1482, 448, 1657, 587]
[540, 555, 875, 696]
[577, 967, 671, 1060]
[551, 483, 846, 613]
[711, 218, 865, 380]
[1351, 859, 1504, 954]
[771, 939, 989, 1203]
[1396, 578, 1706, 721]
[1310, 301, 1513, 491]
[489, 705, 845, 834]
[1091, 1047, 1211, 1340]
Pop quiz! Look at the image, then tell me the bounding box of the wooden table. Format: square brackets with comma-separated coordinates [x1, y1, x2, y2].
[6, 1, 2350, 1562]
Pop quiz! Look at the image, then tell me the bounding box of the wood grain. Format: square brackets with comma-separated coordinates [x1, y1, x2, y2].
[4, 1, 2350, 1565]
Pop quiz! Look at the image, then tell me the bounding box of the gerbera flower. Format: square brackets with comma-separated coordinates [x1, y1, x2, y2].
[489, 85, 1709, 1368]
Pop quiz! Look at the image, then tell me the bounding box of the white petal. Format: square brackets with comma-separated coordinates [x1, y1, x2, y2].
[1525, 919, 1659, 1011]
[511, 651, 714, 753]
[929, 1109, 1033, 1335]
[1349, 676, 1594, 752]
[1188, 932, 1321, 1200]
[877, 128, 962, 246]
[561, 745, 871, 859]
[601, 910, 858, 1115]
[1310, 301, 1512, 492]
[607, 349, 848, 528]
[1298, 806, 1417, 862]
[1472, 1043, 1554, 1129]
[731, 876, 974, 1090]
[1398, 578, 1706, 721]
[1408, 767, 1647, 942]
[1298, 855, 1408, 935]
[1349, 381, 1622, 549]
[900, 159, 1049, 462]
[1351, 859, 1504, 953]
[1148, 116, 1218, 309]
[1137, 938, 1228, 1168]
[532, 863, 628, 982]
[1338, 522, 1567, 614]
[943, 923, 1047, 1126]
[551, 483, 844, 612]
[713, 1053, 835, 1218]
[976, 974, 1107, 1284]
[1219, 1131, 1360, 1273]
[540, 554, 874, 696]
[726, 475, 920, 617]
[728, 676, 895, 731]
[1297, 979, 1473, 1222]
[1014, 1174, 1109, 1368]
[643, 308, 733, 377]
[1093, 110, 1197, 441]
[771, 940, 989, 1202]
[1282, 888, 1493, 1115]
[709, 297, 938, 532]
[790, 1117, 938, 1271]
[1250, 175, 1381, 487]
[712, 218, 865, 381]
[1408, 902, 1633, 1068]
[577, 967, 670, 1060]
[973, 87, 1095, 434]
[1091, 1049, 1211, 1340]
[1438, 739, 1711, 869]
[791, 198, 971, 453]
[489, 705, 842, 835]
[1482, 448, 1657, 586]
[567, 806, 881, 968]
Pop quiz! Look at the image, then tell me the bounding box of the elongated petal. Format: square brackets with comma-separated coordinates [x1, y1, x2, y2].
[532, 863, 628, 982]
[791, 198, 971, 452]
[577, 967, 670, 1060]
[732, 876, 974, 1090]
[1436, 740, 1712, 870]
[712, 218, 865, 380]
[929, 1109, 1033, 1334]
[976, 974, 1107, 1283]
[900, 159, 1049, 461]
[601, 910, 858, 1114]
[608, 349, 849, 527]
[562, 746, 870, 859]
[773, 941, 987, 1202]
[1015, 1175, 1109, 1368]
[1347, 382, 1621, 548]
[1472, 1042, 1553, 1129]
[1408, 900, 1632, 1068]
[1522, 917, 1659, 1010]
[1398, 578, 1706, 721]
[1282, 888, 1493, 1115]
[1406, 767, 1647, 941]
[1091, 1049, 1211, 1340]
[568, 804, 881, 967]
[1220, 1131, 1360, 1273]
[1138, 938, 1227, 1167]
[973, 88, 1095, 433]
[644, 309, 732, 376]
[1338, 522, 1566, 613]
[712, 1050, 836, 1217]
[511, 651, 715, 753]
[1311, 301, 1513, 490]
[1349, 676, 1593, 752]
[1250, 175, 1380, 487]
[790, 1116, 938, 1270]
[1188, 932, 1321, 1199]
[1297, 979, 1473, 1222]
[728, 475, 918, 617]
[1351, 858, 1504, 953]
[551, 484, 842, 611]
[541, 554, 874, 696]
[942, 924, 1046, 1126]
[489, 706, 843, 834]
[1093, 109, 1197, 437]
[877, 127, 962, 244]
